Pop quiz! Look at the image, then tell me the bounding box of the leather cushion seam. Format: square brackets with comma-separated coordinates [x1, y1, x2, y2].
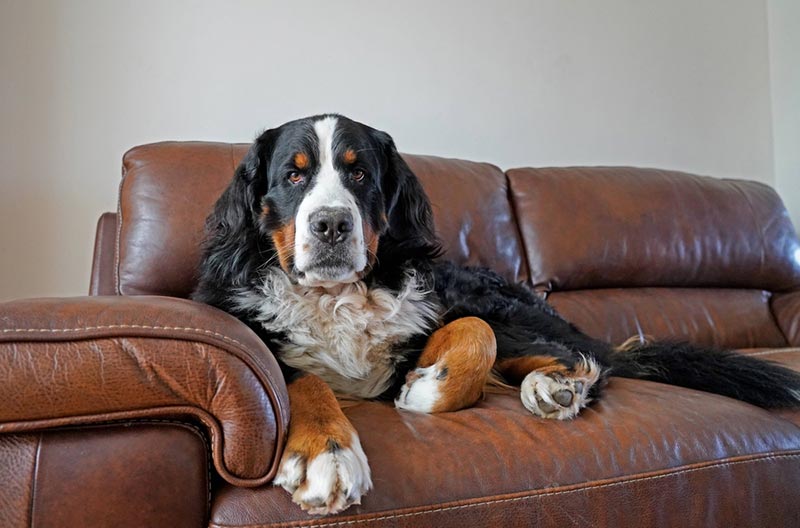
[114, 163, 126, 295]
[2, 324, 246, 345]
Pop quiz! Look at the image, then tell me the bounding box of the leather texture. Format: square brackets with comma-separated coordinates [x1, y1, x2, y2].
[0, 295, 288, 486]
[117, 142, 245, 297]
[773, 291, 800, 346]
[0, 423, 208, 528]
[89, 212, 118, 295]
[507, 166, 800, 293]
[0, 435, 36, 528]
[116, 142, 527, 297]
[404, 155, 528, 283]
[211, 381, 800, 527]
[213, 451, 800, 528]
[548, 287, 788, 349]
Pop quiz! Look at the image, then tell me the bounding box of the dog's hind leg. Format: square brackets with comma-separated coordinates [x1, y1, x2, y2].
[395, 317, 497, 413]
[494, 340, 605, 420]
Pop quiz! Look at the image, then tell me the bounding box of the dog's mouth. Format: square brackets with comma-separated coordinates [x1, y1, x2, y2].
[294, 252, 363, 287]
[296, 267, 360, 288]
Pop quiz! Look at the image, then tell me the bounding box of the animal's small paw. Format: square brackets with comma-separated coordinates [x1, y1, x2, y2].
[395, 365, 445, 413]
[520, 358, 601, 420]
[273, 432, 372, 516]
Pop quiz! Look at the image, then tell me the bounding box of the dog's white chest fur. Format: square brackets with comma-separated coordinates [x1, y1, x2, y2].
[234, 270, 438, 398]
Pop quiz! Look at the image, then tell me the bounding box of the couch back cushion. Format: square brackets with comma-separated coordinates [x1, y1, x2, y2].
[115, 142, 527, 297]
[507, 166, 800, 348]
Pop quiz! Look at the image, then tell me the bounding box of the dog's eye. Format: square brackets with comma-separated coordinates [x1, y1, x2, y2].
[352, 169, 366, 182]
[287, 171, 304, 184]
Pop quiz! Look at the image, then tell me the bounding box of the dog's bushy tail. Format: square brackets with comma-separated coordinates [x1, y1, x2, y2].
[608, 342, 800, 408]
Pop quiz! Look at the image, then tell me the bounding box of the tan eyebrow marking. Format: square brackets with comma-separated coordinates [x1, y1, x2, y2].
[343, 149, 357, 164]
[293, 152, 309, 169]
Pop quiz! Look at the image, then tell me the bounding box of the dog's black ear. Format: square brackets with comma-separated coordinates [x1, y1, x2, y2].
[210, 128, 278, 242]
[375, 130, 441, 259]
[192, 129, 278, 305]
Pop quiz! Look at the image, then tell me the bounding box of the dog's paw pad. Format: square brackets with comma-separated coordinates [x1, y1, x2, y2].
[520, 359, 601, 420]
[273, 433, 372, 516]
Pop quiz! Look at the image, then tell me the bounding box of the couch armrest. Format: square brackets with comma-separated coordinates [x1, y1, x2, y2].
[773, 291, 800, 346]
[0, 295, 288, 487]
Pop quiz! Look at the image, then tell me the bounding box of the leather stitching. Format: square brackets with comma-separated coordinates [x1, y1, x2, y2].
[1, 324, 247, 347]
[211, 452, 800, 528]
[0, 324, 285, 401]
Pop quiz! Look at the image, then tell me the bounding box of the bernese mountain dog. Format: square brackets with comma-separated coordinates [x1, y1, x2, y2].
[192, 114, 800, 516]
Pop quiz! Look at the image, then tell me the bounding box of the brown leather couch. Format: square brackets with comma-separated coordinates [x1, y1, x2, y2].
[3, 142, 800, 527]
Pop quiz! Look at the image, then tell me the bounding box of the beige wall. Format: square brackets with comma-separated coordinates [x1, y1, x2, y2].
[0, 0, 782, 300]
[768, 0, 800, 229]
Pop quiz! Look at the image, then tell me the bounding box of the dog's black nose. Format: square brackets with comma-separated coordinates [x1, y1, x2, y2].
[309, 207, 354, 245]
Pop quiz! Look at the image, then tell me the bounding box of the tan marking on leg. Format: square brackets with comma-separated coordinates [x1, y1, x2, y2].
[494, 356, 569, 385]
[285, 375, 354, 455]
[294, 152, 309, 169]
[271, 220, 296, 273]
[420, 317, 497, 412]
[276, 374, 372, 515]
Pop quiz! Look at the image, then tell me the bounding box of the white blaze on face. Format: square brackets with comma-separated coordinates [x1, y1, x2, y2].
[294, 116, 367, 286]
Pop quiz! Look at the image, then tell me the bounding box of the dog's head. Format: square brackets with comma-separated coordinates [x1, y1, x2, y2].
[203, 114, 439, 289]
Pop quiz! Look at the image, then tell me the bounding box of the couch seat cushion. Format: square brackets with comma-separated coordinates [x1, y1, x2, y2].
[210, 371, 800, 527]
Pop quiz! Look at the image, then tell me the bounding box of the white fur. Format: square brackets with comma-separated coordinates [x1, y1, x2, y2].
[275, 432, 372, 515]
[233, 268, 439, 398]
[520, 356, 602, 420]
[273, 453, 305, 492]
[394, 365, 442, 413]
[294, 116, 366, 286]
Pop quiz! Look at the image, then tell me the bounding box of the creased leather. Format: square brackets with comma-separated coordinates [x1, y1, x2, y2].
[507, 167, 800, 293]
[212, 454, 800, 528]
[548, 287, 787, 349]
[0, 295, 288, 487]
[405, 155, 527, 283]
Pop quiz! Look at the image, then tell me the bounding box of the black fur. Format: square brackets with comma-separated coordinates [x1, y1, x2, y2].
[192, 114, 800, 409]
[609, 343, 800, 408]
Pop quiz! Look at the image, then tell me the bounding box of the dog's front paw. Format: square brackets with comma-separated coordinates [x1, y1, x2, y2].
[273, 431, 372, 515]
[520, 358, 602, 420]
